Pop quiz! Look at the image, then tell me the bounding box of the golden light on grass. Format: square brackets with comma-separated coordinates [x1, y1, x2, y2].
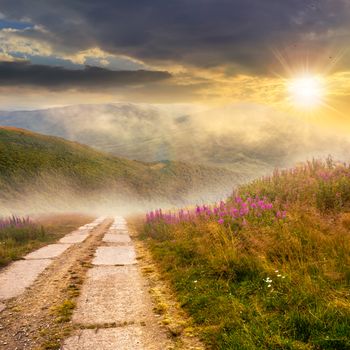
[287, 74, 325, 109]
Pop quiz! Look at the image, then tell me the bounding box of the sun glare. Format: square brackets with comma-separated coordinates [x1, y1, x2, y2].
[287, 75, 325, 109]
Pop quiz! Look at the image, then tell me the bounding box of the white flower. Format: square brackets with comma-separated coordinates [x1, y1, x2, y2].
[268, 284, 271, 288]
[277, 274, 281, 277]
[275, 270, 279, 273]
[193, 280, 198, 283]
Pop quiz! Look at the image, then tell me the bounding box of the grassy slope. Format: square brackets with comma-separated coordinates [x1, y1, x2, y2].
[0, 127, 238, 204]
[140, 159, 350, 350]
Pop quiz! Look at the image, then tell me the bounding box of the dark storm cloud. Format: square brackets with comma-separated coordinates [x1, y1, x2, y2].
[0, 61, 171, 90]
[0, 0, 349, 74]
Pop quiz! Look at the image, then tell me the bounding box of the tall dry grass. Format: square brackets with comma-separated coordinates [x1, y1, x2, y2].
[141, 159, 350, 349]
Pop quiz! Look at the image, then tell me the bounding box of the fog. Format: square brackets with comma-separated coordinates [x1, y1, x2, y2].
[0, 163, 240, 216]
[1, 103, 349, 171]
[1, 102, 350, 216]
[0, 174, 236, 217]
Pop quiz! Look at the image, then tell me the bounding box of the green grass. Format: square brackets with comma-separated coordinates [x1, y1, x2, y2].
[0, 224, 48, 267]
[0, 127, 236, 205]
[140, 159, 350, 349]
[53, 299, 76, 323]
[0, 214, 93, 268]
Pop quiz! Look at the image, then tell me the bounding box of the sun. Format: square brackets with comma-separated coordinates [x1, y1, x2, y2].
[287, 75, 325, 109]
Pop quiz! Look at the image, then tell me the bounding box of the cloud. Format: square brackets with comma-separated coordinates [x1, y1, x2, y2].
[0, 60, 171, 90]
[0, 28, 148, 70]
[0, 0, 349, 74]
[0, 1, 349, 108]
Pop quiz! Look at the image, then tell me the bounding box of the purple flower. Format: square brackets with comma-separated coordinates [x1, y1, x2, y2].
[276, 211, 287, 219]
[235, 196, 243, 203]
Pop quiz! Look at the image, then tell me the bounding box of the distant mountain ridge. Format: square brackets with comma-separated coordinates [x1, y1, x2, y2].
[1, 103, 349, 182]
[0, 104, 272, 178]
[0, 127, 241, 214]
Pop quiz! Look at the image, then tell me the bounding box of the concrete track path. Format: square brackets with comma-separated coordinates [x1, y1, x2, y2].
[0, 216, 200, 350]
[62, 216, 171, 350]
[0, 217, 109, 349]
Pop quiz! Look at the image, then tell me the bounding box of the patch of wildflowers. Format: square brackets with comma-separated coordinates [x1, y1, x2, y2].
[145, 195, 278, 229]
[0, 216, 32, 230]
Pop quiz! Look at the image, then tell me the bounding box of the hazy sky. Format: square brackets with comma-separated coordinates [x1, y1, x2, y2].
[0, 0, 349, 126]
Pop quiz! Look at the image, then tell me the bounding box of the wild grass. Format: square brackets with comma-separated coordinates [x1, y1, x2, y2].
[53, 299, 76, 323]
[141, 158, 350, 349]
[0, 216, 48, 267]
[0, 213, 93, 268]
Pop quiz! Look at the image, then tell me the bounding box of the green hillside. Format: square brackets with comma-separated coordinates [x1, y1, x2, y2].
[0, 127, 240, 211]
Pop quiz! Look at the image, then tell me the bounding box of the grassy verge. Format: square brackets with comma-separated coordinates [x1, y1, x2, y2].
[139, 159, 350, 350]
[0, 213, 94, 268]
[128, 222, 205, 349]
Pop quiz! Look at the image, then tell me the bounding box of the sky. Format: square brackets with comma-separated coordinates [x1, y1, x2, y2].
[0, 0, 349, 129]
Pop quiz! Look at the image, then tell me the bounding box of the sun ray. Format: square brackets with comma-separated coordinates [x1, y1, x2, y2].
[287, 75, 324, 109]
[270, 47, 349, 119]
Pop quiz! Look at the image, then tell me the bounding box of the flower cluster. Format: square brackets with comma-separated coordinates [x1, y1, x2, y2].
[276, 210, 287, 219]
[0, 216, 32, 230]
[264, 276, 273, 288]
[146, 196, 285, 227]
[263, 270, 287, 289]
